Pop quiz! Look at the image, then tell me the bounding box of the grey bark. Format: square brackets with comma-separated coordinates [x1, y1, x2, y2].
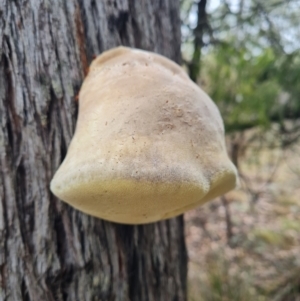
[0, 1, 187, 300]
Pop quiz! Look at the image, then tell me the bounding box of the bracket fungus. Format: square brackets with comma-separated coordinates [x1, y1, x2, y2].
[50, 46, 238, 224]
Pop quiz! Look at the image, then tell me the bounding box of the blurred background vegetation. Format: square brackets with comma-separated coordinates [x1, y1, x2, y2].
[180, 0, 300, 300]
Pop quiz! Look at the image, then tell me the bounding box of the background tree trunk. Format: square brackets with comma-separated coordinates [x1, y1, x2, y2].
[0, 1, 187, 300]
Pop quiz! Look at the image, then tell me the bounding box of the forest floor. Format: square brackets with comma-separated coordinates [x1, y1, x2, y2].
[185, 141, 300, 301]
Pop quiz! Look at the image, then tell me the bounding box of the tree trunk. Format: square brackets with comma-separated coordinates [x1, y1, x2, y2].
[0, 1, 187, 300]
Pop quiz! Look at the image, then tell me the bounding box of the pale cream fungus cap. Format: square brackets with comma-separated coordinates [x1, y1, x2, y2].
[50, 46, 238, 224]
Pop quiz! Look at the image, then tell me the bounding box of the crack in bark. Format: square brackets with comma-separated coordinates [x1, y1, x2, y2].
[74, 3, 89, 77]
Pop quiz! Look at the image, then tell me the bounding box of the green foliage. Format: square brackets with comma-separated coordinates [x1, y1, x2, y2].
[201, 44, 300, 133]
[182, 0, 300, 135]
[203, 45, 277, 131]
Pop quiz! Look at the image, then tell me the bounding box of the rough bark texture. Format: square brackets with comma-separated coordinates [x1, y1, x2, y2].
[0, 1, 187, 300]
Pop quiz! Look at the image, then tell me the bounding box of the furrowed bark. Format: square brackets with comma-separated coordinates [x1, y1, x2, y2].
[0, 1, 187, 300]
